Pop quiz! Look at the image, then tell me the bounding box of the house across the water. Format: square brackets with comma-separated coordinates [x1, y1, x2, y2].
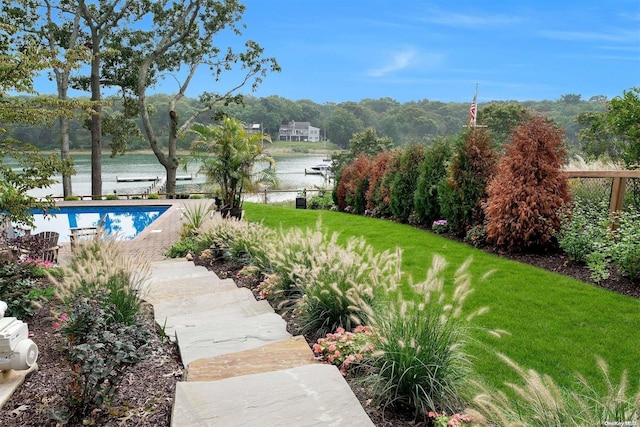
[278, 121, 321, 142]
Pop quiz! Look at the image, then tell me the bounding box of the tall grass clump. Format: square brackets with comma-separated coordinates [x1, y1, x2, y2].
[469, 355, 640, 426]
[48, 238, 152, 423]
[194, 213, 275, 267]
[180, 201, 215, 237]
[294, 237, 402, 340]
[366, 255, 490, 418]
[260, 220, 396, 332]
[52, 237, 150, 325]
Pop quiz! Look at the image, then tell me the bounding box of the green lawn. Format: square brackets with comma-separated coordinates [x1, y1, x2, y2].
[243, 203, 640, 394]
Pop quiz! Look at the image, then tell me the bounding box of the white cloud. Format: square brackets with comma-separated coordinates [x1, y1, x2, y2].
[540, 29, 639, 43]
[368, 49, 418, 77]
[419, 10, 522, 28]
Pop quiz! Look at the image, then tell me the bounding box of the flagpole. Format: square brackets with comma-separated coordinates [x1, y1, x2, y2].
[472, 83, 478, 127]
[464, 84, 487, 129]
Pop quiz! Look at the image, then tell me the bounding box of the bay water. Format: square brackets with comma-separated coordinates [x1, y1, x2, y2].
[23, 152, 333, 202]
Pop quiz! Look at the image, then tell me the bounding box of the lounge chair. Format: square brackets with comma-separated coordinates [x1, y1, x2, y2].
[69, 214, 106, 251]
[35, 231, 60, 263]
[14, 231, 60, 263]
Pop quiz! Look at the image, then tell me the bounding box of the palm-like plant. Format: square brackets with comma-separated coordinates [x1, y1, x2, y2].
[188, 117, 277, 214]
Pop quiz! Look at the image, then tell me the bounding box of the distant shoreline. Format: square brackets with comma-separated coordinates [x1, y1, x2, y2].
[42, 145, 341, 157]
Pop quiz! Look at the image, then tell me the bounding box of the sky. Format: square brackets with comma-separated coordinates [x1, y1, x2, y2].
[34, 0, 640, 104]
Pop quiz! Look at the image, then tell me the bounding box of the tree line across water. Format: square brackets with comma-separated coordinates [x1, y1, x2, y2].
[2, 92, 607, 153]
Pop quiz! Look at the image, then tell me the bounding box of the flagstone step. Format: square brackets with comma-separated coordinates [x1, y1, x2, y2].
[171, 364, 375, 427]
[158, 299, 274, 340]
[142, 276, 238, 304]
[175, 312, 292, 366]
[152, 287, 256, 319]
[150, 259, 206, 271]
[184, 335, 317, 382]
[150, 270, 214, 284]
[148, 264, 213, 283]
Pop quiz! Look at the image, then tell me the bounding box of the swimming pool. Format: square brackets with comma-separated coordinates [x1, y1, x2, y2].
[30, 205, 170, 243]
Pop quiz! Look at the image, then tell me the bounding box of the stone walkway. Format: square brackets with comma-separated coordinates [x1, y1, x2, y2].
[127, 200, 374, 426]
[145, 259, 374, 426]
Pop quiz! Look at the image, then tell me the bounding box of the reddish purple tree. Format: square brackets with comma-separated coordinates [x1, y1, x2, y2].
[485, 114, 571, 251]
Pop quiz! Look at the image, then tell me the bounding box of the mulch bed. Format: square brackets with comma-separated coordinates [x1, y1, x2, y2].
[0, 302, 182, 427]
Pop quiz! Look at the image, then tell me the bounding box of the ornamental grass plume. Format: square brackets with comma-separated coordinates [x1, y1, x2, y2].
[47, 236, 150, 325]
[467, 355, 640, 427]
[366, 255, 492, 419]
[195, 212, 275, 267]
[263, 219, 402, 339]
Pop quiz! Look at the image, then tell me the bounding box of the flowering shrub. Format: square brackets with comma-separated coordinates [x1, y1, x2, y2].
[52, 312, 68, 331]
[432, 219, 448, 234]
[21, 257, 55, 269]
[312, 325, 377, 376]
[257, 273, 283, 300]
[429, 411, 476, 426]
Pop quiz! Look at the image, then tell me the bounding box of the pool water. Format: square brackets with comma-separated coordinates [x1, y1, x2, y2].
[30, 205, 169, 243]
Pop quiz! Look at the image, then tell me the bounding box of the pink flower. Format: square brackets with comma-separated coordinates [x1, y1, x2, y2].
[333, 350, 340, 358]
[59, 313, 68, 322]
[312, 344, 322, 353]
[52, 322, 60, 330]
[328, 344, 336, 352]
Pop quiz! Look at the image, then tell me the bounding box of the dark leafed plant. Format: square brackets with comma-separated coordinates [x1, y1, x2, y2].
[390, 143, 426, 223]
[485, 114, 571, 251]
[438, 129, 498, 236]
[55, 296, 151, 424]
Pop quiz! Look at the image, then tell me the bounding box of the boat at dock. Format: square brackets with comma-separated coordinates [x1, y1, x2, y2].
[305, 163, 331, 176]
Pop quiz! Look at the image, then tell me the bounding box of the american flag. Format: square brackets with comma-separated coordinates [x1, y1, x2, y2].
[469, 87, 477, 127]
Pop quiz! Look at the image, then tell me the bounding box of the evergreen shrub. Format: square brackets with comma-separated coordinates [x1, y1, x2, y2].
[336, 154, 372, 214]
[414, 137, 453, 225]
[485, 114, 570, 251]
[438, 129, 497, 235]
[390, 144, 425, 223]
[365, 151, 394, 217]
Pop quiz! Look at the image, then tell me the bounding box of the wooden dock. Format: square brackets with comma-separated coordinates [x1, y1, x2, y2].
[116, 175, 192, 182]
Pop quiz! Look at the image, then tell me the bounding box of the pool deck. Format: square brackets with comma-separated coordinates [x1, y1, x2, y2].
[56, 198, 193, 263]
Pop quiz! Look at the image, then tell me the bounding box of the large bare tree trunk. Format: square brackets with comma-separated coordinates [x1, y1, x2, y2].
[89, 40, 102, 200]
